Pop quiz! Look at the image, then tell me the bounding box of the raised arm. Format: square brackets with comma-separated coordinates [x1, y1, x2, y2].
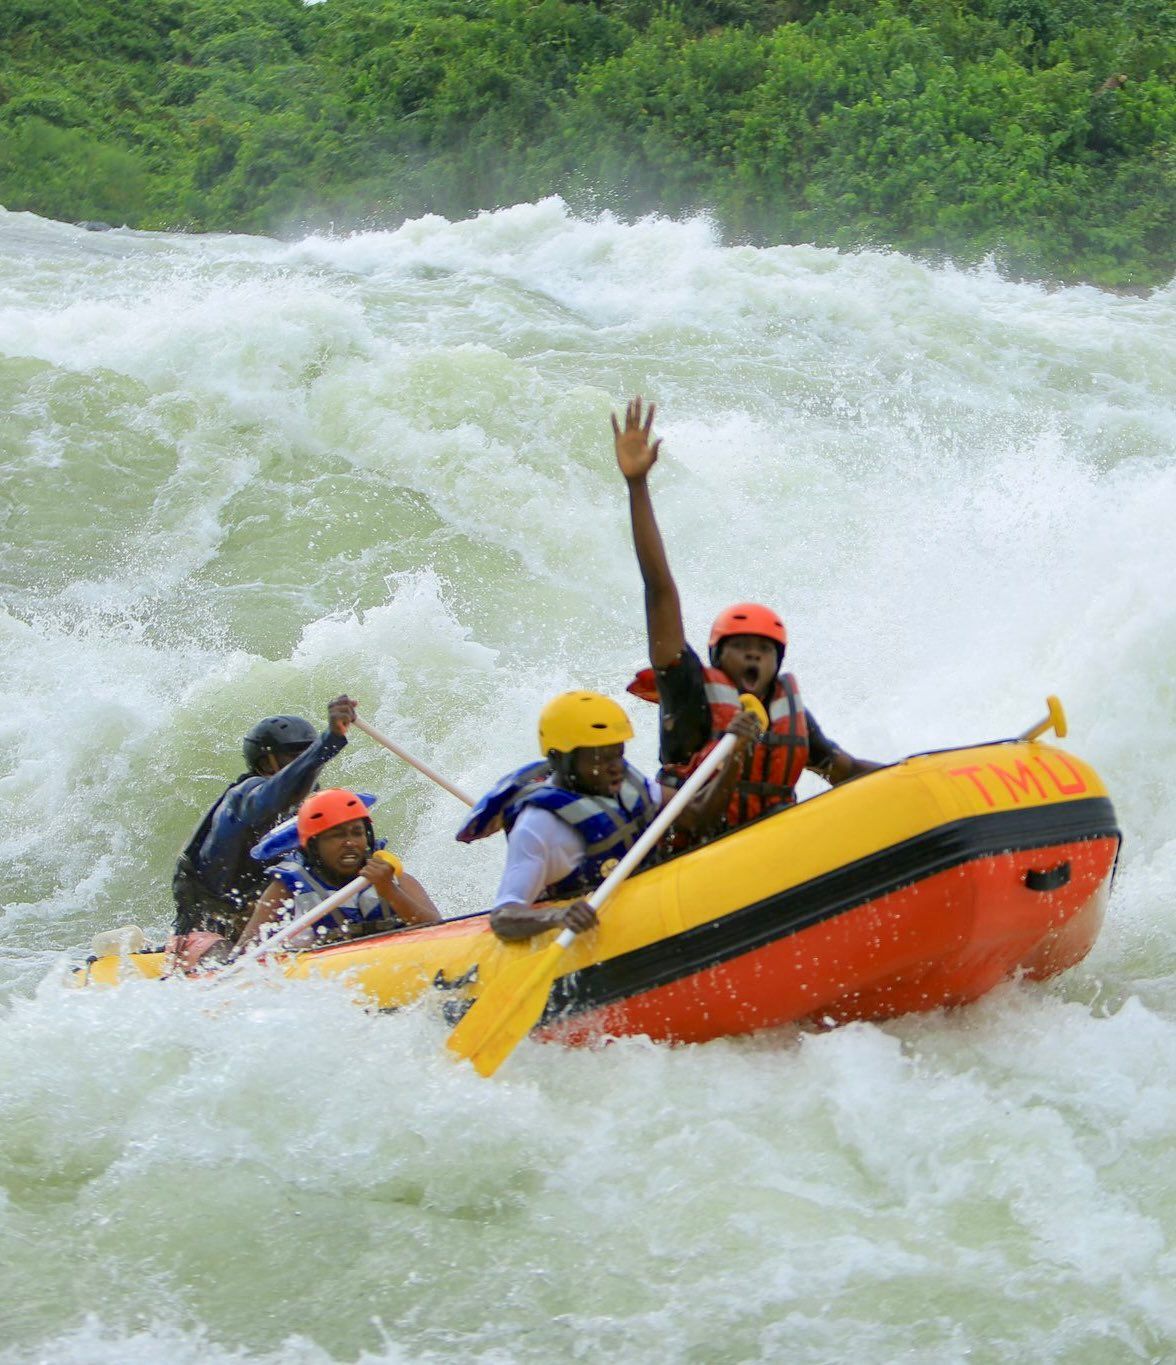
[232, 694, 356, 829]
[612, 397, 687, 669]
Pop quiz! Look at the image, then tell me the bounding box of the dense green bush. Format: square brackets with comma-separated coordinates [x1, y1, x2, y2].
[0, 117, 152, 224]
[0, 0, 1171, 285]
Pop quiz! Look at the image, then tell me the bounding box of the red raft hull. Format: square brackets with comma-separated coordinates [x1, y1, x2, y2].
[545, 837, 1115, 1046]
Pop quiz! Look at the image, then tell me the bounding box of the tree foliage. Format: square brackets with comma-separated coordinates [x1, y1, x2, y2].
[0, 0, 1171, 284]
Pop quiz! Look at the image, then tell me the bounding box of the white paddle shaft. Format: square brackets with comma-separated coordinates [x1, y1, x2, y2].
[353, 716, 474, 807]
[217, 872, 370, 980]
[552, 729, 741, 950]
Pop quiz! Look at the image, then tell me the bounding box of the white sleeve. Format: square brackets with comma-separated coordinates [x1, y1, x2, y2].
[492, 808, 584, 908]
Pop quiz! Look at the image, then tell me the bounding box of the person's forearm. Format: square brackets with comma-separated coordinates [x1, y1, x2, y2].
[627, 478, 686, 667]
[627, 478, 674, 590]
[384, 880, 441, 926]
[677, 754, 742, 833]
[235, 730, 348, 826]
[844, 756, 884, 779]
[234, 898, 279, 951]
[489, 903, 565, 941]
[825, 751, 884, 785]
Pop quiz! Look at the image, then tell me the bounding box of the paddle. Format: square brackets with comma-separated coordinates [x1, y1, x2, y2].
[1018, 695, 1067, 742]
[352, 715, 474, 807]
[215, 849, 404, 982]
[446, 694, 769, 1077]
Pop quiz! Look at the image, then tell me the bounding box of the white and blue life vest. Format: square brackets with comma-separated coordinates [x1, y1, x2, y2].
[456, 760, 661, 899]
[266, 841, 402, 946]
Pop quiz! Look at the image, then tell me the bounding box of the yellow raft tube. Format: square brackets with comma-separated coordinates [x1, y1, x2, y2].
[72, 739, 1120, 1047]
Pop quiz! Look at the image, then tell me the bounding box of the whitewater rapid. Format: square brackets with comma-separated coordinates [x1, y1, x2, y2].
[1, 200, 1174, 1362]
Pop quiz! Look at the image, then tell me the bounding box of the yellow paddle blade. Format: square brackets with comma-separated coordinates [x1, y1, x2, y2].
[446, 938, 569, 1077]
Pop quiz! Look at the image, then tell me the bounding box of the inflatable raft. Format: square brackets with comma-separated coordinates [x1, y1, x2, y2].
[73, 738, 1120, 1046]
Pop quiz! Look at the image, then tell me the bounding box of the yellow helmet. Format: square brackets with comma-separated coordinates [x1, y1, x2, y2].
[538, 691, 634, 757]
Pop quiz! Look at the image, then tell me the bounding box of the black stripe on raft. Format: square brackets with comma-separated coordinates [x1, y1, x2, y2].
[542, 796, 1120, 1023]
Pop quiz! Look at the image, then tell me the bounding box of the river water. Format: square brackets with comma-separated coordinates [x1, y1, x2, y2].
[1, 201, 1174, 1362]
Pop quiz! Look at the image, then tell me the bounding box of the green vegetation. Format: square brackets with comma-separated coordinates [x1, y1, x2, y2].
[1, 0, 1172, 285]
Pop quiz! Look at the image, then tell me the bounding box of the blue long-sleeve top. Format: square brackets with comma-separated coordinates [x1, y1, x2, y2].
[195, 729, 348, 898]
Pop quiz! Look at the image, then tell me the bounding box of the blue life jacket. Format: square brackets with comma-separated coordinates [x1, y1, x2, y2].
[457, 761, 661, 899]
[456, 762, 551, 843]
[266, 838, 400, 945]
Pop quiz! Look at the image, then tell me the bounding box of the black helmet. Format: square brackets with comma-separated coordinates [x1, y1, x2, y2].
[242, 715, 318, 771]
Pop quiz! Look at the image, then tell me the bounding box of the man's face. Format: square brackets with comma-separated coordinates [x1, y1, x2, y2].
[569, 743, 626, 797]
[312, 819, 370, 879]
[716, 634, 779, 698]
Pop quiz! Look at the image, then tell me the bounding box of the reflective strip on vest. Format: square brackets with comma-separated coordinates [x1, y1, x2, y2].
[540, 774, 651, 854]
[701, 678, 741, 710]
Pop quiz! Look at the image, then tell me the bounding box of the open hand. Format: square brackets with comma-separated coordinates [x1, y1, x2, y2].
[611, 396, 661, 482]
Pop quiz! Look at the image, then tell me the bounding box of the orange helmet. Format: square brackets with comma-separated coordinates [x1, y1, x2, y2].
[708, 602, 787, 666]
[297, 789, 372, 848]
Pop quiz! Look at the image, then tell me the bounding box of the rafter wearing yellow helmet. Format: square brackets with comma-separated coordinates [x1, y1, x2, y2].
[456, 690, 763, 942]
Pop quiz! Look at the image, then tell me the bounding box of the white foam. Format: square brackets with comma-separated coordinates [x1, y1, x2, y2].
[1, 202, 1174, 1363]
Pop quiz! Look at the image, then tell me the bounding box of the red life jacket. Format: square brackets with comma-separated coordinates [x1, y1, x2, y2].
[627, 666, 809, 827]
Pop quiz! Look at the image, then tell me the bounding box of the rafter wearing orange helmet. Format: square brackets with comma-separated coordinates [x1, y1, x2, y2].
[234, 788, 440, 953]
[612, 395, 882, 835]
